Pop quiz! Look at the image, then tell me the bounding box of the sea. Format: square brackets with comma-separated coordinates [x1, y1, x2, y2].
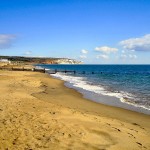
[36, 64, 150, 115]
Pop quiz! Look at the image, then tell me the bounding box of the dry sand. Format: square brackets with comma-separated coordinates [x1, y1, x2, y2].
[0, 70, 150, 150]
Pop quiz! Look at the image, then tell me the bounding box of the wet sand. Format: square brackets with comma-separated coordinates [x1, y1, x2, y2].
[0, 70, 150, 150]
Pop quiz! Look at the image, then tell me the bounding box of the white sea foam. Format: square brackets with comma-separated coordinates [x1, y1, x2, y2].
[51, 73, 124, 98]
[35, 66, 43, 69]
[51, 73, 150, 111]
[35, 66, 50, 71]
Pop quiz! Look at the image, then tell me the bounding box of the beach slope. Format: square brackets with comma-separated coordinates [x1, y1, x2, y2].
[0, 70, 150, 150]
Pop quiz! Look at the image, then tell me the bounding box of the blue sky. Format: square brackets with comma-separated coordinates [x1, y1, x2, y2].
[0, 0, 150, 64]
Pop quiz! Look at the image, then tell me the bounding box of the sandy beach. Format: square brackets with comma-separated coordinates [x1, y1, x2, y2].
[0, 70, 150, 150]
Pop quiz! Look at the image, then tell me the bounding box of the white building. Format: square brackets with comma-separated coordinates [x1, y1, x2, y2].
[0, 59, 11, 63]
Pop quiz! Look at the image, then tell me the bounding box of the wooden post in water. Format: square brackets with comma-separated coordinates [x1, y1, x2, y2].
[74, 71, 76, 74]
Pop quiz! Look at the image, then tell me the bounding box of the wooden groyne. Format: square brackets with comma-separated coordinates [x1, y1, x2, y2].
[54, 70, 76, 74]
[46, 69, 102, 74]
[0, 67, 76, 74]
[0, 67, 46, 73]
[0, 67, 102, 75]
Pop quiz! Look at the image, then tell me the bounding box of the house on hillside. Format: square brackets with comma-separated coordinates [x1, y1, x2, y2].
[0, 59, 11, 64]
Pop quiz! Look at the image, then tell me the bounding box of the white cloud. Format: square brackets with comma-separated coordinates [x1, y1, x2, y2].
[121, 50, 125, 53]
[80, 49, 88, 59]
[24, 51, 32, 56]
[119, 34, 150, 51]
[131, 50, 135, 52]
[96, 54, 109, 59]
[95, 46, 118, 53]
[129, 54, 137, 59]
[119, 54, 137, 60]
[0, 34, 16, 49]
[120, 54, 127, 59]
[81, 49, 88, 54]
[79, 55, 87, 59]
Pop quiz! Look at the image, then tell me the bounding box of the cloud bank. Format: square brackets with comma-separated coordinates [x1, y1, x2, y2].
[81, 49, 88, 54]
[120, 34, 150, 51]
[96, 54, 109, 59]
[79, 55, 87, 59]
[0, 34, 16, 49]
[120, 54, 137, 59]
[95, 46, 118, 53]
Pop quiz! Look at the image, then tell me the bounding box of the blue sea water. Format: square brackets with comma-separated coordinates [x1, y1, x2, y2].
[36, 64, 150, 114]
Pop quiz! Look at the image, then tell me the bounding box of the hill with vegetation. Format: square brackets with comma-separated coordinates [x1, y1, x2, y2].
[0, 56, 82, 64]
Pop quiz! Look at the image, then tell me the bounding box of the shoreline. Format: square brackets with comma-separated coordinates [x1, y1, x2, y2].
[0, 70, 150, 149]
[65, 77, 150, 115]
[37, 73, 150, 126]
[49, 71, 150, 115]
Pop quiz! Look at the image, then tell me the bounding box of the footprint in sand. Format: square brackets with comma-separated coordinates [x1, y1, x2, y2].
[127, 133, 136, 139]
[81, 130, 116, 149]
[132, 122, 145, 130]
